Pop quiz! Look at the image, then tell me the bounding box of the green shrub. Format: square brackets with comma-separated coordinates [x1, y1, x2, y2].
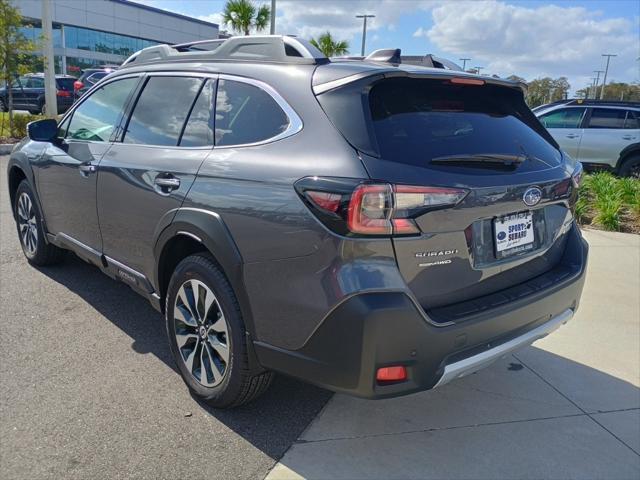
[589, 172, 618, 201]
[10, 113, 44, 138]
[619, 177, 640, 205]
[574, 196, 590, 223]
[593, 195, 623, 231]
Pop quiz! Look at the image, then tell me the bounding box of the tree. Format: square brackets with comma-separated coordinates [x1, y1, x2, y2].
[598, 82, 640, 101]
[525, 77, 570, 108]
[222, 0, 270, 36]
[0, 0, 37, 135]
[310, 32, 349, 57]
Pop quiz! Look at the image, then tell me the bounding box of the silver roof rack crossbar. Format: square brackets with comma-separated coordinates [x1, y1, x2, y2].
[121, 35, 328, 67]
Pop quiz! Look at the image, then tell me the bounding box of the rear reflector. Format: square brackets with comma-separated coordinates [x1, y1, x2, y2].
[56, 90, 71, 97]
[449, 77, 485, 86]
[376, 366, 407, 382]
[306, 190, 341, 213]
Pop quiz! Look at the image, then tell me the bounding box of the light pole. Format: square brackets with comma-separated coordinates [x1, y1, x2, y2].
[41, 0, 57, 117]
[270, 0, 276, 35]
[599, 53, 617, 99]
[589, 77, 597, 99]
[474, 66, 483, 76]
[459, 58, 470, 70]
[592, 70, 603, 99]
[356, 14, 375, 56]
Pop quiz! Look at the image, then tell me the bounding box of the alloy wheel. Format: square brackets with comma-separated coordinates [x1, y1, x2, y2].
[17, 192, 38, 256]
[173, 279, 230, 387]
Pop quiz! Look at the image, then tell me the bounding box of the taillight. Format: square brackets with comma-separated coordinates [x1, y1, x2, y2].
[297, 177, 468, 237]
[571, 162, 583, 188]
[73, 80, 83, 91]
[56, 90, 71, 97]
[347, 184, 393, 235]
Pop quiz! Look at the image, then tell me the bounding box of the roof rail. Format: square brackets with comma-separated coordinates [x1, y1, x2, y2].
[365, 48, 402, 64]
[173, 39, 226, 52]
[121, 35, 328, 67]
[401, 54, 463, 71]
[567, 99, 640, 107]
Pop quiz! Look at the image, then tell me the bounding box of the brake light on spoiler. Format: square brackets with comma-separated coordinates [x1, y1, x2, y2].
[449, 77, 485, 86]
[296, 177, 468, 237]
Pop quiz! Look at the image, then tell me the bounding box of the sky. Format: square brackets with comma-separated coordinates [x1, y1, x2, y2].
[133, 0, 639, 93]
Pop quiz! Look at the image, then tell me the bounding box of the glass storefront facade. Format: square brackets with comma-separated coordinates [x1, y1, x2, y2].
[19, 22, 159, 76]
[64, 25, 158, 57]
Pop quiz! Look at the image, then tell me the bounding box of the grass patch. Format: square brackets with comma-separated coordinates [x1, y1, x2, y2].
[577, 172, 640, 233]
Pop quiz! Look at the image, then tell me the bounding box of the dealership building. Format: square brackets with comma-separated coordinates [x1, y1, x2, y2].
[15, 0, 219, 75]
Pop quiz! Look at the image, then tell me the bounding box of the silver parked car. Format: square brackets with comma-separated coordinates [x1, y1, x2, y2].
[535, 100, 640, 177]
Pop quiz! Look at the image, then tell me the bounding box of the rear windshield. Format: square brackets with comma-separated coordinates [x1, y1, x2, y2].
[56, 78, 75, 91]
[319, 77, 561, 166]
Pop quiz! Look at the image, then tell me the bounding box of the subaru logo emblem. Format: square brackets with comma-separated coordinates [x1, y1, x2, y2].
[523, 187, 542, 207]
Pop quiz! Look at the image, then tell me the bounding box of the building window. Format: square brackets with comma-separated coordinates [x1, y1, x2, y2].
[64, 25, 157, 57]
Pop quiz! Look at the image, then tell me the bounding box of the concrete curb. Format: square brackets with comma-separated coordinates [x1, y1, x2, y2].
[0, 144, 15, 155]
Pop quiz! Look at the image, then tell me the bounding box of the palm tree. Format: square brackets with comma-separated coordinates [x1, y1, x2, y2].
[222, 0, 270, 36]
[310, 32, 349, 58]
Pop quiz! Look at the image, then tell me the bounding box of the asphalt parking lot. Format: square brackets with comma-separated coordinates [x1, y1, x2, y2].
[0, 156, 331, 479]
[1, 154, 639, 479]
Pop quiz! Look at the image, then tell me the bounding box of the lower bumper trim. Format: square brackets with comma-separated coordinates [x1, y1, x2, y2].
[433, 308, 573, 388]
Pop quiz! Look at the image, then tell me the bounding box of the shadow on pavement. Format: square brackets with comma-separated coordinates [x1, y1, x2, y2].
[37, 253, 332, 461]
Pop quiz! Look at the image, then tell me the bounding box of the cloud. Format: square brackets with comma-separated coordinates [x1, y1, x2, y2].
[197, 13, 224, 27]
[274, 0, 437, 46]
[425, 0, 638, 89]
[413, 27, 426, 38]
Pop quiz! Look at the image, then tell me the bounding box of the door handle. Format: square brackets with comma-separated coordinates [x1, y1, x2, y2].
[622, 135, 636, 140]
[78, 163, 96, 176]
[565, 134, 580, 139]
[154, 175, 180, 195]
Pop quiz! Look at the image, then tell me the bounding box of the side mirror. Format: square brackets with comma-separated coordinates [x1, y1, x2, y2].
[27, 118, 58, 142]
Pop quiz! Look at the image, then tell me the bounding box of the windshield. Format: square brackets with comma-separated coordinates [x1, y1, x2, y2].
[368, 78, 561, 167]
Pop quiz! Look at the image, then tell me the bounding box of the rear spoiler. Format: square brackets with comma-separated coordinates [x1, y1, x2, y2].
[313, 69, 527, 96]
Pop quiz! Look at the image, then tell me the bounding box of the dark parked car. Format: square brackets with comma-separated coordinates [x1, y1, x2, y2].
[73, 67, 117, 99]
[7, 36, 588, 408]
[0, 73, 75, 114]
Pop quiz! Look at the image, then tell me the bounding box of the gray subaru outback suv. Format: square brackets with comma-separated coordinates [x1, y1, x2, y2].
[7, 36, 588, 408]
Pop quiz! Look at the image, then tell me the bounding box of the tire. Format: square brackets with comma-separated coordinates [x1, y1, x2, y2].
[165, 253, 273, 408]
[14, 181, 65, 266]
[0, 97, 7, 112]
[618, 154, 640, 178]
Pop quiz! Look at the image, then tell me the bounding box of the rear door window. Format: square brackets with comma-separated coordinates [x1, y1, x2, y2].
[123, 76, 203, 146]
[180, 79, 215, 147]
[587, 108, 626, 129]
[214, 79, 289, 146]
[539, 108, 585, 128]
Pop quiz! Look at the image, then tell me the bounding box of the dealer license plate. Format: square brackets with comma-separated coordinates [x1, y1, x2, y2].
[494, 212, 534, 257]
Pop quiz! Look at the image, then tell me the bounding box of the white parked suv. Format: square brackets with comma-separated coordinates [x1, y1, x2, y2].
[535, 100, 640, 177]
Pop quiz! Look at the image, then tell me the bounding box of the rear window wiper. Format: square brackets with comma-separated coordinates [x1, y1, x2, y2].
[431, 154, 527, 166]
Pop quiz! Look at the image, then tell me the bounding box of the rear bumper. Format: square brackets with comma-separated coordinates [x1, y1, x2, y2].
[254, 224, 588, 399]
